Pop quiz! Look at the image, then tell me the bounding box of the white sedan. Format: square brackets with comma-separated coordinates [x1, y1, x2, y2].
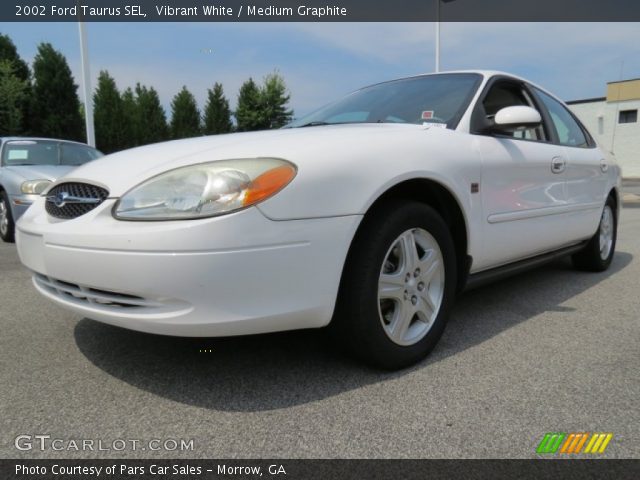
[16, 71, 621, 369]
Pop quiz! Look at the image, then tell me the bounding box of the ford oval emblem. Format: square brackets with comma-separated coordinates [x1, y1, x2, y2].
[54, 192, 69, 208]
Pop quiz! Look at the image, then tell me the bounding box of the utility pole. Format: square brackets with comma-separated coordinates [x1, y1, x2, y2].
[435, 0, 456, 73]
[78, 21, 95, 147]
[435, 0, 441, 72]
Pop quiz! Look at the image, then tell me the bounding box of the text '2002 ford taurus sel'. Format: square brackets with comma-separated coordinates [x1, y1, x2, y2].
[16, 71, 621, 369]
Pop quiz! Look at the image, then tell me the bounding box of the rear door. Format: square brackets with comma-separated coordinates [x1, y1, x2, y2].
[532, 87, 607, 241]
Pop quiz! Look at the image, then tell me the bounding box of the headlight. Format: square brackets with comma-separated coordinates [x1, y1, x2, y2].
[113, 158, 297, 220]
[21, 179, 52, 195]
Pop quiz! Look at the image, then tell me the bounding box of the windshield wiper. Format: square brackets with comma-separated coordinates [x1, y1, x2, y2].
[291, 121, 374, 128]
[293, 121, 332, 128]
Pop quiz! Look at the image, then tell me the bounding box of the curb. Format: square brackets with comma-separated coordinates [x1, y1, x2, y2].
[622, 194, 640, 205]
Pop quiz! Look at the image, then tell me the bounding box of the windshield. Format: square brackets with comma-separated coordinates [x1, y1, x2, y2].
[287, 73, 482, 129]
[2, 140, 103, 167]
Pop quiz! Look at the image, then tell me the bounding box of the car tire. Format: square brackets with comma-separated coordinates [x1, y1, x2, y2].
[331, 200, 457, 370]
[0, 191, 15, 243]
[572, 196, 617, 272]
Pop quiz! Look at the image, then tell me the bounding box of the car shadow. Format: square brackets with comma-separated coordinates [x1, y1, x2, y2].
[74, 251, 633, 412]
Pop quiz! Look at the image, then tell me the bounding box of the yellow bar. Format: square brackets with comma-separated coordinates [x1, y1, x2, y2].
[574, 433, 589, 454]
[598, 434, 613, 453]
[560, 434, 575, 454]
[584, 434, 598, 453]
[591, 434, 605, 453]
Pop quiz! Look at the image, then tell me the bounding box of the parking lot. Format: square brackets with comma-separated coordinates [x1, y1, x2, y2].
[1, 206, 639, 459]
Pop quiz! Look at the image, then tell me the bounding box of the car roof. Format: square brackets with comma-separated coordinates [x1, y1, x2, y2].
[402, 70, 522, 81]
[396, 70, 566, 105]
[0, 136, 92, 147]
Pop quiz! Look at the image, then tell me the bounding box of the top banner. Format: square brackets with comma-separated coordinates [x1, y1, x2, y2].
[3, 0, 640, 22]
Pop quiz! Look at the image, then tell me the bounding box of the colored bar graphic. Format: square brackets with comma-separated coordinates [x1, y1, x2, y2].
[540, 433, 613, 454]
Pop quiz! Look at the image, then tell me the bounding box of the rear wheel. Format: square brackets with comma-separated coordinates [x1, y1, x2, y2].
[331, 201, 457, 369]
[0, 191, 15, 243]
[572, 196, 617, 272]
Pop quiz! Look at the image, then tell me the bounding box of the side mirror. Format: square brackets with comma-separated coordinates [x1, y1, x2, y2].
[491, 106, 542, 132]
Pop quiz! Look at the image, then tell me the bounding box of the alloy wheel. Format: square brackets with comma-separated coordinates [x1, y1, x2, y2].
[0, 199, 8, 237]
[377, 228, 445, 346]
[599, 205, 614, 260]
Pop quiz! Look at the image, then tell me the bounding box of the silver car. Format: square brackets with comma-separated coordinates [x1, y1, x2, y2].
[0, 137, 103, 242]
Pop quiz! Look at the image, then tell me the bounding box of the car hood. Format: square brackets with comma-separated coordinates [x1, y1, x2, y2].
[5, 164, 77, 182]
[62, 123, 453, 198]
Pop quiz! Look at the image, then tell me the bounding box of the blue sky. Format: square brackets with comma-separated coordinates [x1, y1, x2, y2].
[2, 22, 639, 119]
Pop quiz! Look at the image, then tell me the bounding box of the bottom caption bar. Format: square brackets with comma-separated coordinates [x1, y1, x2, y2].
[4, 459, 640, 479]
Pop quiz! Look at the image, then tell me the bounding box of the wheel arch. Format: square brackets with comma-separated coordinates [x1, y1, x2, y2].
[0, 183, 16, 216]
[347, 177, 471, 293]
[608, 186, 620, 219]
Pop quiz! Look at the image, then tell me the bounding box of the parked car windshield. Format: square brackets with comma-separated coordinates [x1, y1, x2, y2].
[2, 140, 103, 167]
[287, 73, 482, 129]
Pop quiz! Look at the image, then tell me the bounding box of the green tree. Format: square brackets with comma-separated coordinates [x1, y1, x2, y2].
[31, 42, 84, 141]
[235, 78, 263, 131]
[0, 34, 31, 134]
[203, 82, 232, 135]
[260, 73, 293, 129]
[0, 34, 29, 83]
[93, 70, 127, 153]
[235, 74, 293, 131]
[170, 86, 200, 139]
[135, 84, 169, 145]
[120, 87, 137, 149]
[0, 60, 28, 135]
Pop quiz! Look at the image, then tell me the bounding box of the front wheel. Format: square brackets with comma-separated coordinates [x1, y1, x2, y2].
[331, 201, 457, 369]
[0, 191, 15, 243]
[572, 196, 617, 272]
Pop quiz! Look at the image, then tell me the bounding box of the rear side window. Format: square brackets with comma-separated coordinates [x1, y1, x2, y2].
[60, 143, 103, 166]
[534, 88, 589, 148]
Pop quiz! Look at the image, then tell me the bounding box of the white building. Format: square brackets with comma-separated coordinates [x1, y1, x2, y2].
[568, 78, 640, 178]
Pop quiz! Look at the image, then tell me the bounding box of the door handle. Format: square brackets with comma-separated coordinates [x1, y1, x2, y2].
[551, 157, 566, 174]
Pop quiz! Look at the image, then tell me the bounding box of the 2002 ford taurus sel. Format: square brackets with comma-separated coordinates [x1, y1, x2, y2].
[16, 71, 621, 369]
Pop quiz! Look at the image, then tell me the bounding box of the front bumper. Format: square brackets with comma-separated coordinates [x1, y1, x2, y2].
[16, 197, 361, 336]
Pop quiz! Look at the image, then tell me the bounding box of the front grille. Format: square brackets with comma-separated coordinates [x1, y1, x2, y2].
[45, 182, 109, 219]
[34, 273, 160, 309]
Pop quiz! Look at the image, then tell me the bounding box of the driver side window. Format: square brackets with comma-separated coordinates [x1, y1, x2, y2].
[483, 82, 546, 142]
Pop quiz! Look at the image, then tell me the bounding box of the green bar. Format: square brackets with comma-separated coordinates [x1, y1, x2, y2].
[537, 433, 553, 454]
[544, 434, 558, 453]
[549, 433, 566, 453]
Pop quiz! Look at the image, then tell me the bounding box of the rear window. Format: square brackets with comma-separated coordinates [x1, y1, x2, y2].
[3, 140, 59, 166]
[2, 140, 102, 166]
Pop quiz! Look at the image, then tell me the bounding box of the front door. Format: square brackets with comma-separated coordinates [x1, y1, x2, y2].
[471, 79, 570, 271]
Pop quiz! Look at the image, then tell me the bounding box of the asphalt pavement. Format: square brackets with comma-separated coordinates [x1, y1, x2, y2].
[1, 208, 639, 459]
